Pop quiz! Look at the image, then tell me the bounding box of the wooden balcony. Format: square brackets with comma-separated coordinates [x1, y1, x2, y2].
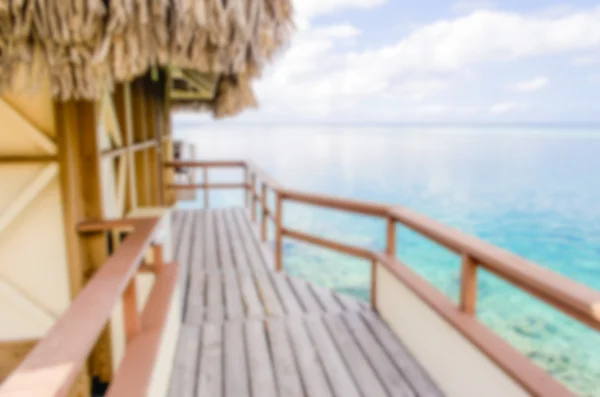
[3, 158, 599, 397]
[168, 208, 442, 397]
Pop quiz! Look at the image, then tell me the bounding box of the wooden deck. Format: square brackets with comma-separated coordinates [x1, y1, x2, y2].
[168, 208, 443, 397]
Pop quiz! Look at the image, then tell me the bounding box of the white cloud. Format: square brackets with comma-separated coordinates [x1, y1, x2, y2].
[451, 0, 496, 13]
[572, 54, 600, 66]
[490, 101, 522, 114]
[254, 6, 600, 120]
[510, 76, 549, 93]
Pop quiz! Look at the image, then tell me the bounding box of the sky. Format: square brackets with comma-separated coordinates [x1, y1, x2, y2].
[176, 0, 600, 124]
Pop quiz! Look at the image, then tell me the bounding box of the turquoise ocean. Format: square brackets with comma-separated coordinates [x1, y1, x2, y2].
[176, 124, 600, 396]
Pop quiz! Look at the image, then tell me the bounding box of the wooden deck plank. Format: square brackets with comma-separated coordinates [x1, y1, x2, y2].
[271, 273, 304, 315]
[235, 208, 285, 316]
[223, 208, 251, 273]
[175, 211, 194, 311]
[266, 317, 304, 397]
[286, 316, 334, 397]
[288, 276, 323, 313]
[197, 323, 223, 397]
[252, 270, 284, 316]
[235, 208, 270, 273]
[246, 320, 278, 397]
[232, 208, 266, 275]
[171, 210, 184, 256]
[168, 325, 201, 397]
[324, 314, 388, 397]
[206, 273, 224, 323]
[304, 315, 362, 397]
[204, 210, 219, 273]
[185, 211, 205, 325]
[224, 271, 245, 320]
[240, 274, 264, 317]
[310, 283, 346, 314]
[344, 312, 416, 397]
[336, 292, 365, 312]
[243, 207, 276, 272]
[215, 209, 235, 273]
[224, 320, 250, 397]
[361, 311, 444, 397]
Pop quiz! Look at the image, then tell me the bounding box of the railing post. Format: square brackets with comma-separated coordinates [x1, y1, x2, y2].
[372, 216, 397, 311]
[460, 254, 478, 314]
[152, 244, 164, 270]
[203, 167, 209, 209]
[370, 257, 378, 311]
[386, 217, 396, 257]
[251, 173, 257, 221]
[244, 166, 250, 209]
[275, 192, 283, 272]
[122, 278, 140, 345]
[261, 183, 268, 242]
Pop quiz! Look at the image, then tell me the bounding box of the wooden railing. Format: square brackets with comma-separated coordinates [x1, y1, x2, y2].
[165, 159, 600, 397]
[0, 218, 178, 397]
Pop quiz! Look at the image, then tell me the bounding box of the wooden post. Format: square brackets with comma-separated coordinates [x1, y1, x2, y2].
[55, 100, 114, 382]
[132, 80, 150, 207]
[386, 217, 396, 256]
[122, 278, 140, 345]
[460, 254, 478, 314]
[370, 258, 378, 311]
[261, 183, 267, 242]
[152, 244, 164, 270]
[275, 192, 283, 272]
[372, 217, 397, 311]
[203, 167, 209, 209]
[244, 167, 250, 208]
[251, 173, 257, 221]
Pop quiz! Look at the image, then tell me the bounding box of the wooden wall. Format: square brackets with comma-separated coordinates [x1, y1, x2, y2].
[0, 71, 176, 395]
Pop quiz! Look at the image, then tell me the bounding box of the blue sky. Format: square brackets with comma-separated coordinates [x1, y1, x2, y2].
[179, 0, 600, 123]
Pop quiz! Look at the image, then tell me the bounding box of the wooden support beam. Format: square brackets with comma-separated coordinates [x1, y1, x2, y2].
[55, 102, 86, 299]
[101, 140, 157, 159]
[55, 99, 114, 385]
[132, 81, 150, 207]
[0, 155, 57, 163]
[0, 99, 57, 154]
[0, 163, 58, 236]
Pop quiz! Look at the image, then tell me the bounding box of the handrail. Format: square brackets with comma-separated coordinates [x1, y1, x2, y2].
[163, 158, 600, 396]
[282, 226, 375, 261]
[389, 206, 600, 331]
[280, 188, 389, 217]
[163, 160, 245, 168]
[0, 218, 161, 397]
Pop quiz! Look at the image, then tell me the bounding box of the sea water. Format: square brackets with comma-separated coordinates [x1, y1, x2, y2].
[176, 124, 600, 396]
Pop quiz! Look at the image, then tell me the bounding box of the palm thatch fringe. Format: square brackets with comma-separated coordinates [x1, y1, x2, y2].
[0, 0, 293, 116]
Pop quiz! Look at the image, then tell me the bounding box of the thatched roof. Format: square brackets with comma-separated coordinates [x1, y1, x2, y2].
[0, 0, 293, 118]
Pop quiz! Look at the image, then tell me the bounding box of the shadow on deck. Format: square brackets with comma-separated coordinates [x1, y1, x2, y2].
[168, 208, 443, 397]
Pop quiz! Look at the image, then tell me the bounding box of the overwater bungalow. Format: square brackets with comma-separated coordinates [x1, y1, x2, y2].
[0, 1, 598, 397]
